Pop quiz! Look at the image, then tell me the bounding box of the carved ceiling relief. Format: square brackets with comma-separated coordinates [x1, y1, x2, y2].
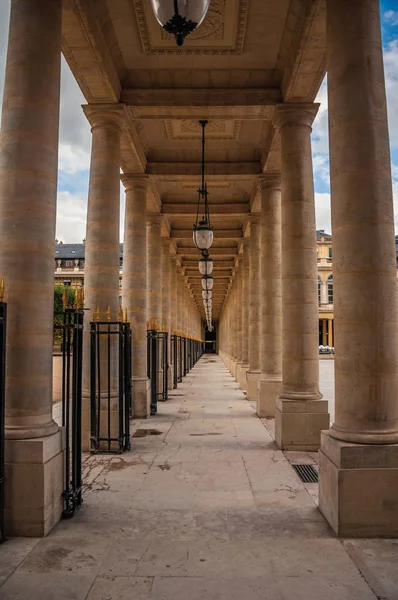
[160, 0, 225, 42]
[133, 0, 248, 55]
[165, 120, 241, 140]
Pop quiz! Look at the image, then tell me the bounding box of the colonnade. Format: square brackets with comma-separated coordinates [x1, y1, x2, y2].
[0, 0, 397, 539]
[219, 0, 398, 538]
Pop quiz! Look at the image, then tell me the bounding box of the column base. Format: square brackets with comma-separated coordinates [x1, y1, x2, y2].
[319, 431, 398, 537]
[132, 376, 151, 418]
[275, 396, 330, 450]
[246, 370, 261, 402]
[239, 363, 249, 391]
[4, 429, 65, 537]
[257, 375, 282, 417]
[230, 358, 237, 378]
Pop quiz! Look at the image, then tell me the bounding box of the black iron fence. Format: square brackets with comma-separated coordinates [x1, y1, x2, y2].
[90, 317, 131, 454]
[0, 290, 6, 542]
[60, 303, 84, 518]
[147, 327, 169, 416]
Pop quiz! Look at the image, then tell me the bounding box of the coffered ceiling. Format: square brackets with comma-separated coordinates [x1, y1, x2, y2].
[62, 0, 326, 321]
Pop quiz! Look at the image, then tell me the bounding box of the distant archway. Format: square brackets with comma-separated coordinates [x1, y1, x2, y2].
[205, 325, 217, 353]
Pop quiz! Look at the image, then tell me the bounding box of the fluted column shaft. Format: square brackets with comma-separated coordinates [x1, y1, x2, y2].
[257, 175, 282, 417]
[275, 103, 329, 450]
[121, 175, 150, 418]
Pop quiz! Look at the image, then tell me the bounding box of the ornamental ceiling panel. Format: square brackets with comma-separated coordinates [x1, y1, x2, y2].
[165, 119, 241, 141]
[133, 0, 248, 55]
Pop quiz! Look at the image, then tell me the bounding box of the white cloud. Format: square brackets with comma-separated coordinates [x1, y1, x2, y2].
[315, 192, 331, 233]
[58, 143, 90, 174]
[384, 39, 398, 148]
[384, 10, 398, 26]
[56, 191, 88, 243]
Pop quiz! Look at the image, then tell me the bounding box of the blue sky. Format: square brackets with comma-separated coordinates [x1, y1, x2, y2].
[0, 1, 397, 241]
[312, 0, 398, 233]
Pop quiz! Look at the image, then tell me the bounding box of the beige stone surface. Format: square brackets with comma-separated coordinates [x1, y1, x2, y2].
[122, 175, 150, 418]
[2, 356, 395, 598]
[257, 174, 282, 418]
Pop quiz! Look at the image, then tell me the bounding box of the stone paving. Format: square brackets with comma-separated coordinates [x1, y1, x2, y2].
[1, 355, 397, 599]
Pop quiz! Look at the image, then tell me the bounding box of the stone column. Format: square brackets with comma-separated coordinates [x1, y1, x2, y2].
[82, 104, 125, 452]
[240, 239, 250, 390]
[147, 215, 163, 325]
[319, 0, 398, 537]
[147, 215, 163, 396]
[0, 0, 63, 536]
[257, 174, 282, 417]
[246, 215, 261, 400]
[235, 261, 243, 385]
[161, 239, 173, 390]
[327, 319, 333, 348]
[121, 175, 150, 418]
[274, 103, 329, 450]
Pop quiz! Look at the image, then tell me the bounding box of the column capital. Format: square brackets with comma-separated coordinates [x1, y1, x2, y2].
[146, 213, 163, 228]
[275, 103, 319, 130]
[258, 172, 281, 191]
[122, 174, 150, 193]
[82, 103, 127, 132]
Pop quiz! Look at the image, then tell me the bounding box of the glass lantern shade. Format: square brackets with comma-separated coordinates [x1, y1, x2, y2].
[193, 224, 213, 251]
[201, 276, 214, 291]
[151, 0, 210, 46]
[202, 290, 212, 300]
[199, 256, 213, 275]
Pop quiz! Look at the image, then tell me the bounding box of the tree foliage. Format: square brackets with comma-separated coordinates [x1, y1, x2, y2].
[53, 285, 76, 342]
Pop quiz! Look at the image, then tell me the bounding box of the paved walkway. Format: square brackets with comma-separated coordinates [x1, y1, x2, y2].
[1, 355, 397, 599]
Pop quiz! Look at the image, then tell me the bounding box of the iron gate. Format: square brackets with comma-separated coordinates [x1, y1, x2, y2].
[147, 329, 168, 415]
[90, 318, 131, 454]
[61, 302, 84, 519]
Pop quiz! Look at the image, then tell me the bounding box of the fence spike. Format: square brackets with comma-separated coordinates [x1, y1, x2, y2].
[107, 306, 112, 322]
[62, 287, 68, 310]
[0, 274, 5, 302]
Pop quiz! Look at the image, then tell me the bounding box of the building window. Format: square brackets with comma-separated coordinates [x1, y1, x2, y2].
[65, 260, 73, 267]
[328, 248, 332, 259]
[318, 276, 322, 305]
[63, 280, 71, 287]
[327, 275, 333, 304]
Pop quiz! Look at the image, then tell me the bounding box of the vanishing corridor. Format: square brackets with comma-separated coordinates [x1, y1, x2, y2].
[0, 356, 396, 599]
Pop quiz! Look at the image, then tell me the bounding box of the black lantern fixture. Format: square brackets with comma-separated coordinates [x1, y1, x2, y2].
[151, 0, 210, 47]
[193, 120, 213, 252]
[199, 253, 213, 275]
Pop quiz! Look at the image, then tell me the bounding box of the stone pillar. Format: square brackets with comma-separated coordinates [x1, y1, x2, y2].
[240, 239, 250, 389]
[235, 262, 243, 385]
[327, 319, 333, 348]
[246, 215, 261, 400]
[147, 215, 163, 325]
[121, 175, 150, 418]
[322, 320, 327, 346]
[161, 239, 173, 390]
[147, 215, 163, 395]
[319, 0, 398, 537]
[82, 104, 125, 452]
[257, 174, 282, 417]
[0, 0, 63, 536]
[275, 103, 329, 450]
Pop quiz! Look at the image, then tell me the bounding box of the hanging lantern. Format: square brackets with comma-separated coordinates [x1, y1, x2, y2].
[202, 290, 212, 300]
[199, 254, 213, 275]
[150, 0, 210, 47]
[193, 219, 213, 251]
[201, 275, 214, 291]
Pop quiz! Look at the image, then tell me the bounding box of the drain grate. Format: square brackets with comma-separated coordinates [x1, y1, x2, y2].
[292, 464, 318, 483]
